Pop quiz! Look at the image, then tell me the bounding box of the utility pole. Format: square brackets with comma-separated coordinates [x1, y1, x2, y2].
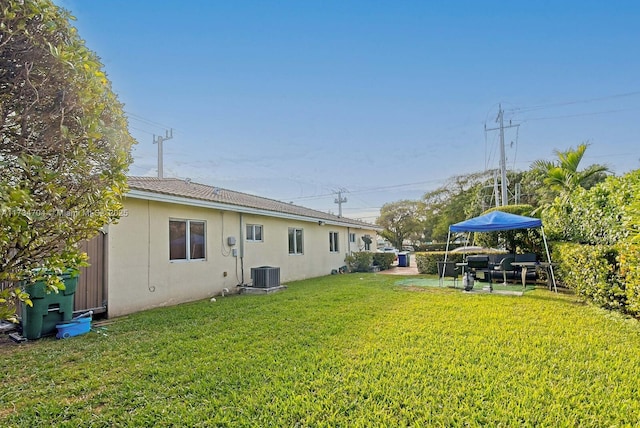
[485, 105, 519, 206]
[493, 171, 500, 207]
[498, 107, 507, 206]
[153, 129, 173, 179]
[334, 190, 348, 218]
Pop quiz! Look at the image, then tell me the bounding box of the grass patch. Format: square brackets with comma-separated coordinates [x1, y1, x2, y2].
[2, 274, 640, 426]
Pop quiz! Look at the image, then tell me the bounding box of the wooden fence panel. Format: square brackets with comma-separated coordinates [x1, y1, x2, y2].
[76, 233, 107, 315]
[1, 233, 107, 318]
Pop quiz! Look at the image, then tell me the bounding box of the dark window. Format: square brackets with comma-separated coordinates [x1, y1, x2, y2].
[170, 219, 206, 261]
[288, 227, 303, 254]
[329, 232, 339, 252]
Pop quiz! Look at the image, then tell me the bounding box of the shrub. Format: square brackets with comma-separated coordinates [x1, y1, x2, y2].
[554, 243, 627, 312]
[414, 252, 464, 274]
[415, 243, 466, 252]
[620, 243, 640, 316]
[543, 173, 636, 245]
[372, 253, 396, 270]
[345, 252, 374, 272]
[544, 170, 640, 316]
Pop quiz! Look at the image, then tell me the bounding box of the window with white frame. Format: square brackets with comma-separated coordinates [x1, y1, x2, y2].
[329, 231, 339, 252]
[349, 233, 356, 243]
[288, 227, 303, 254]
[170, 219, 206, 261]
[246, 224, 263, 242]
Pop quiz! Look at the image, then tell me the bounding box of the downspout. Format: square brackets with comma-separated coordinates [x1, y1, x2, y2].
[239, 213, 245, 285]
[147, 200, 154, 292]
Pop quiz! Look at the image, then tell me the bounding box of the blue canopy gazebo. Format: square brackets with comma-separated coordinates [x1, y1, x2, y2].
[444, 211, 557, 292]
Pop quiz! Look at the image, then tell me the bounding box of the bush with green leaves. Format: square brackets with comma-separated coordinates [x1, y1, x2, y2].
[544, 170, 640, 315]
[344, 252, 374, 272]
[415, 252, 463, 274]
[0, 0, 135, 321]
[618, 170, 640, 314]
[553, 243, 626, 312]
[372, 253, 396, 270]
[543, 173, 635, 245]
[621, 243, 640, 315]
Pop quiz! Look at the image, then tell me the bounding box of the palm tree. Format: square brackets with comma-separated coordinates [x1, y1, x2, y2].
[532, 143, 609, 192]
[529, 143, 609, 212]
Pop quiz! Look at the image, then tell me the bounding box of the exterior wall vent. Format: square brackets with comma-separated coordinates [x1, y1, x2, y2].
[250, 266, 280, 288]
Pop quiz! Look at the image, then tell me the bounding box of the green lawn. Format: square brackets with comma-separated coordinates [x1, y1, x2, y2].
[2, 274, 640, 426]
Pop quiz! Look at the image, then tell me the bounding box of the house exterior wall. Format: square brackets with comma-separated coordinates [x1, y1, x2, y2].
[106, 197, 377, 317]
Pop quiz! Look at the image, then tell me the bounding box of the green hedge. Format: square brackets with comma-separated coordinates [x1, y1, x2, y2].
[553, 243, 628, 312]
[414, 251, 516, 274]
[414, 243, 466, 252]
[620, 243, 640, 315]
[415, 252, 464, 274]
[344, 252, 399, 273]
[372, 253, 396, 271]
[542, 170, 640, 317]
[345, 252, 374, 273]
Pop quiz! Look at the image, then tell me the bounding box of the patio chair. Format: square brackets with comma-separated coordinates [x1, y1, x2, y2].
[437, 261, 460, 288]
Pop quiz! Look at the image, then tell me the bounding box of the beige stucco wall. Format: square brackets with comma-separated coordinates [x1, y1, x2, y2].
[106, 197, 378, 317]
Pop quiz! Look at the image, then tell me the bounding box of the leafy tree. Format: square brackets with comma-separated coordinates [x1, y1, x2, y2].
[422, 171, 495, 242]
[0, 0, 135, 321]
[376, 200, 423, 249]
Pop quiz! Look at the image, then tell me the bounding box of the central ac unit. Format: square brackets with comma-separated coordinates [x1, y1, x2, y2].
[250, 266, 280, 288]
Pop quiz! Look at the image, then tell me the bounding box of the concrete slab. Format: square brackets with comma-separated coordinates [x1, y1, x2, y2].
[238, 285, 288, 294]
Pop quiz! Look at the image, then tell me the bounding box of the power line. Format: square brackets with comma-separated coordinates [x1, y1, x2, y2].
[520, 107, 640, 122]
[285, 178, 447, 202]
[509, 90, 640, 114]
[129, 125, 157, 136]
[125, 111, 175, 130]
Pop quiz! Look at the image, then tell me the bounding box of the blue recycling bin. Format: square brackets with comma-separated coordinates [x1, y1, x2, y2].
[398, 252, 410, 267]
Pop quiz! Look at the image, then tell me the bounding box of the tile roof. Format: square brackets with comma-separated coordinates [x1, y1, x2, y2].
[126, 177, 380, 230]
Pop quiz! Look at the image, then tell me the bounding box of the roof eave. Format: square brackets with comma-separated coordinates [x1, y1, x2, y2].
[126, 189, 382, 231]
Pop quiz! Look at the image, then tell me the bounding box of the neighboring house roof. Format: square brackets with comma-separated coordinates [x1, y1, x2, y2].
[126, 176, 381, 231]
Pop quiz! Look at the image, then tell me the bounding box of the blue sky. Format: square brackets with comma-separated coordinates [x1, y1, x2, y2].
[56, 0, 640, 221]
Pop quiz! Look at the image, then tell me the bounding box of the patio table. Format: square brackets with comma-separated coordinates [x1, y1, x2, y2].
[511, 261, 537, 290]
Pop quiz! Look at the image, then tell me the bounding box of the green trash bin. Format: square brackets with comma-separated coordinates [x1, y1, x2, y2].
[21, 271, 78, 340]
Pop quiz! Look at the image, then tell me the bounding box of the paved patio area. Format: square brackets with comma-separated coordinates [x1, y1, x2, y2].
[377, 255, 420, 275]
